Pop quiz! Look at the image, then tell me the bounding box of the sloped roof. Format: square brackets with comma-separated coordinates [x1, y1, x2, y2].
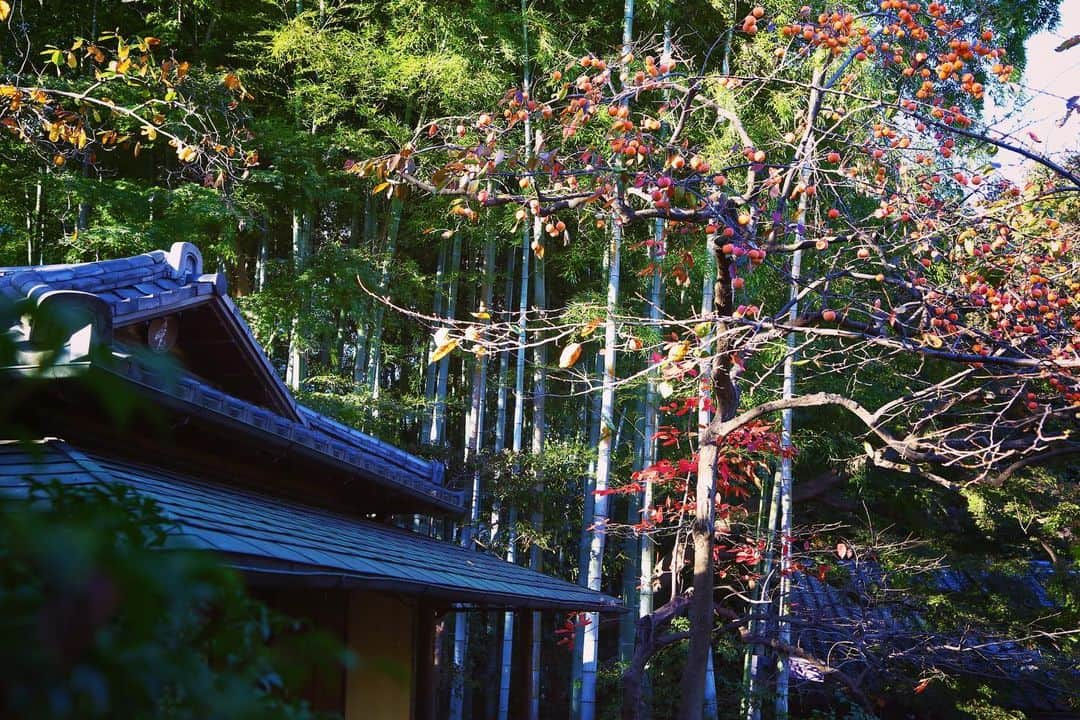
[1, 243, 460, 513]
[0, 243, 300, 422]
[0, 440, 621, 612]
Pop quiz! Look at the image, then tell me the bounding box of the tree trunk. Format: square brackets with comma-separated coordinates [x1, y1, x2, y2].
[620, 399, 644, 663]
[450, 231, 496, 720]
[352, 299, 370, 383]
[255, 229, 269, 293]
[773, 66, 823, 720]
[698, 234, 720, 720]
[677, 227, 735, 720]
[678, 421, 718, 720]
[571, 349, 603, 719]
[526, 168, 548, 720]
[774, 146, 813, 720]
[486, 247, 515, 720]
[286, 207, 308, 391]
[497, 510, 519, 720]
[639, 215, 664, 624]
[581, 218, 621, 720]
[490, 245, 517, 542]
[27, 178, 43, 265]
[367, 195, 403, 398]
[744, 467, 782, 720]
[498, 178, 532, 720]
[633, 15, 669, 656]
[352, 195, 375, 382]
[621, 595, 692, 720]
[35, 174, 46, 264]
[583, 7, 634, 717]
[527, 236, 546, 720]
[430, 231, 461, 446]
[421, 240, 448, 443]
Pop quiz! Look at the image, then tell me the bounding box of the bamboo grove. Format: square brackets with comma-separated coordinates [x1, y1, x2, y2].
[0, 0, 1077, 718]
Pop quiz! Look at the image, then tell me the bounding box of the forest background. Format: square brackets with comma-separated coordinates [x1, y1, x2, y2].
[0, 1, 1077, 719]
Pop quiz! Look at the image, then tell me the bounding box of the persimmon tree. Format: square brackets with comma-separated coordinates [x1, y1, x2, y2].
[354, 0, 1078, 715]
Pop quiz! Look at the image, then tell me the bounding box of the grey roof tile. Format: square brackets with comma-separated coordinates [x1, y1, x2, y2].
[0, 442, 620, 611]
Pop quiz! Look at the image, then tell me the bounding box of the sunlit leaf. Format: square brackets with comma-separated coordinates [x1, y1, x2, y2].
[667, 341, 689, 362]
[580, 317, 603, 337]
[559, 342, 583, 369]
[430, 339, 458, 364]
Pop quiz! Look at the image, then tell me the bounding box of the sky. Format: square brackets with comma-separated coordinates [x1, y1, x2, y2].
[986, 1, 1080, 183]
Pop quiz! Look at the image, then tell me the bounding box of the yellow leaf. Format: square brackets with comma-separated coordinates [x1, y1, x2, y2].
[0, 1, 10, 22]
[176, 144, 197, 162]
[430, 339, 458, 363]
[667, 341, 689, 362]
[922, 333, 943, 349]
[580, 317, 603, 337]
[559, 342, 583, 369]
[372, 181, 390, 195]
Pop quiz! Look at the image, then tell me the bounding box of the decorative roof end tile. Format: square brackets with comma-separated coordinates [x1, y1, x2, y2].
[198, 272, 227, 295]
[166, 242, 203, 280]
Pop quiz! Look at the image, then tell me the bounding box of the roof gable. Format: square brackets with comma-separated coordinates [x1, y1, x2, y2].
[1, 243, 300, 422]
[2, 244, 460, 514]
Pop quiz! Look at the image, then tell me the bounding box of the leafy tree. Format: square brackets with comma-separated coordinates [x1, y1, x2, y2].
[360, 0, 1079, 716]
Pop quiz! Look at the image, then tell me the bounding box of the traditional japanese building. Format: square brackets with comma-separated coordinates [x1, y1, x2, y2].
[0, 242, 620, 719]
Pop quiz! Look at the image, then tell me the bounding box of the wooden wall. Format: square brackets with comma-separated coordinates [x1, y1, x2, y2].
[346, 591, 418, 720]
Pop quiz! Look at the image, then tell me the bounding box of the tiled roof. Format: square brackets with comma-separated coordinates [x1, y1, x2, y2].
[0, 440, 620, 612]
[786, 561, 1076, 710]
[1, 243, 459, 512]
[0, 244, 221, 325]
